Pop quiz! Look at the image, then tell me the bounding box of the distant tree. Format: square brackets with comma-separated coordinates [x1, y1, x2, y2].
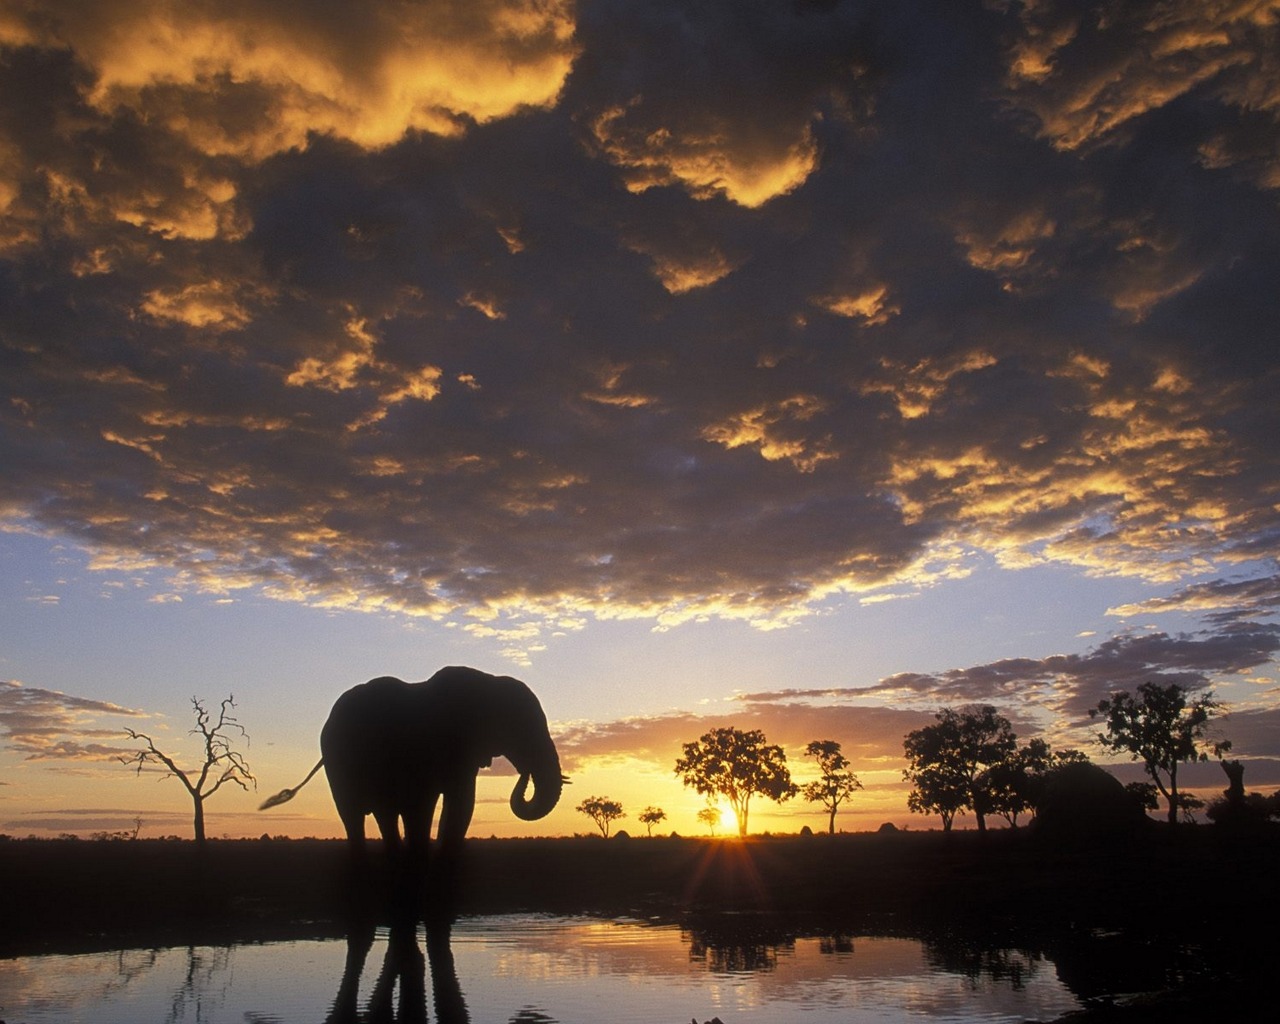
[638, 806, 667, 837]
[902, 706, 1017, 832]
[92, 817, 143, 842]
[1207, 791, 1276, 826]
[800, 740, 862, 834]
[576, 795, 625, 838]
[980, 739, 1090, 827]
[696, 804, 722, 836]
[121, 696, 255, 845]
[1175, 792, 1204, 822]
[1125, 780, 1160, 812]
[1090, 682, 1231, 825]
[675, 727, 797, 837]
[1205, 760, 1280, 828]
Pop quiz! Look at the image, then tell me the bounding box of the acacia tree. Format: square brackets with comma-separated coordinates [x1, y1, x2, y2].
[121, 696, 255, 845]
[696, 804, 722, 836]
[905, 761, 970, 831]
[675, 727, 796, 837]
[902, 706, 1017, 832]
[801, 740, 862, 834]
[638, 806, 667, 837]
[576, 795, 625, 837]
[1090, 682, 1231, 825]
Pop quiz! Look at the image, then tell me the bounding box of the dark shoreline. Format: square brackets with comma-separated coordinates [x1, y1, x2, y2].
[3, 827, 1277, 1019]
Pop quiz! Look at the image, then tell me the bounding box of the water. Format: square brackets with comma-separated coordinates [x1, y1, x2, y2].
[0, 914, 1083, 1023]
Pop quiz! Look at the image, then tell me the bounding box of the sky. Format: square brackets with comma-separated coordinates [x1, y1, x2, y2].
[1, 0, 1278, 841]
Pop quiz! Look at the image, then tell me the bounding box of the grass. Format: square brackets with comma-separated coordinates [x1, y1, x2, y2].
[3, 825, 1276, 956]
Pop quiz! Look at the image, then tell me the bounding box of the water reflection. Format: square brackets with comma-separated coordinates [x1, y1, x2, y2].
[327, 917, 468, 1024]
[0, 914, 1094, 1023]
[166, 945, 234, 1023]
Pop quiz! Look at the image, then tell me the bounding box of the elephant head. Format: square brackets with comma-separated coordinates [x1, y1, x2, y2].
[486, 673, 565, 821]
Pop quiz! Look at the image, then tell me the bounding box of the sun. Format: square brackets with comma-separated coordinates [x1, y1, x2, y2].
[717, 801, 739, 837]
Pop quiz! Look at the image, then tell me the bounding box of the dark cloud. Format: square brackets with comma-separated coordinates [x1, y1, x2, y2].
[560, 701, 951, 774]
[1047, 623, 1280, 717]
[1110, 573, 1280, 623]
[560, 623, 1280, 782]
[0, 0, 1276, 654]
[741, 621, 1280, 732]
[0, 681, 144, 761]
[0, 807, 188, 834]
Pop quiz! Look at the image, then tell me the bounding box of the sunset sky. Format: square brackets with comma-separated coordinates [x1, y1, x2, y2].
[2, 0, 1278, 841]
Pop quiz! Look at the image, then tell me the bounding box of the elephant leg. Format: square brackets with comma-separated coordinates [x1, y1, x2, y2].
[430, 776, 477, 922]
[403, 794, 439, 865]
[340, 808, 365, 840]
[396, 794, 438, 918]
[373, 807, 402, 857]
[371, 807, 415, 914]
[438, 775, 477, 852]
[327, 772, 368, 858]
[330, 802, 381, 927]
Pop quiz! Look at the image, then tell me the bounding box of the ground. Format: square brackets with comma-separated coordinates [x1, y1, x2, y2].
[1, 825, 1276, 1020]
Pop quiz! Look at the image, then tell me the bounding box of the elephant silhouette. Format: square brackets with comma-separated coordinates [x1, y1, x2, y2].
[261, 666, 565, 895]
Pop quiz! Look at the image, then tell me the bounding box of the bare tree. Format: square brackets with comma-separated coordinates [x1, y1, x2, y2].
[121, 696, 255, 844]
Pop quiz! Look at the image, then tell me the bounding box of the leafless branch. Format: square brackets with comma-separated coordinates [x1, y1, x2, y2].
[119, 694, 256, 843]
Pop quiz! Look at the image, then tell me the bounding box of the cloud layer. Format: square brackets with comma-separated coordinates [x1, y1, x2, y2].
[0, 681, 142, 761]
[1, 0, 1277, 656]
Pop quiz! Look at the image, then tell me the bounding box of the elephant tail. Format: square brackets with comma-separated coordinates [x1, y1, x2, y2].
[258, 758, 324, 810]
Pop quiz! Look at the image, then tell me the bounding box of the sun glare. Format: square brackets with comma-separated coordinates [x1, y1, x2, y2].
[717, 802, 739, 837]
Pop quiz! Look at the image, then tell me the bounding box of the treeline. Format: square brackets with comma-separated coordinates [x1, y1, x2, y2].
[576, 681, 1275, 837]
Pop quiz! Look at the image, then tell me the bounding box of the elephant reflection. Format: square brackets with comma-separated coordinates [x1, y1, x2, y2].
[327, 917, 468, 1024]
[262, 666, 565, 888]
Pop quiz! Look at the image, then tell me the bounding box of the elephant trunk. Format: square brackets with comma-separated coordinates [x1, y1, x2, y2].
[510, 748, 564, 821]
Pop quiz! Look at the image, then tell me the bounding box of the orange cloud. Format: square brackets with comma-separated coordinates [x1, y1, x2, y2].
[590, 102, 817, 207]
[1005, 0, 1276, 152]
[701, 395, 835, 472]
[12, 0, 578, 160]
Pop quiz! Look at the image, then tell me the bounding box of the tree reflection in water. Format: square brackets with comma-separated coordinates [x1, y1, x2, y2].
[167, 945, 233, 1024]
[921, 931, 1044, 991]
[682, 917, 854, 975]
[683, 918, 796, 974]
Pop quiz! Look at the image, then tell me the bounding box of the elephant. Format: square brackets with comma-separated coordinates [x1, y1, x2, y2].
[261, 666, 565, 874]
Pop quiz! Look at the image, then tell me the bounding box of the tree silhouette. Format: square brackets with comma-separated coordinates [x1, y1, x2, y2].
[904, 760, 969, 831]
[1206, 760, 1280, 827]
[638, 806, 667, 837]
[903, 706, 1016, 832]
[800, 740, 862, 834]
[120, 696, 254, 845]
[576, 795, 625, 837]
[979, 739, 1089, 827]
[1091, 682, 1231, 825]
[696, 804, 722, 836]
[675, 726, 796, 837]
